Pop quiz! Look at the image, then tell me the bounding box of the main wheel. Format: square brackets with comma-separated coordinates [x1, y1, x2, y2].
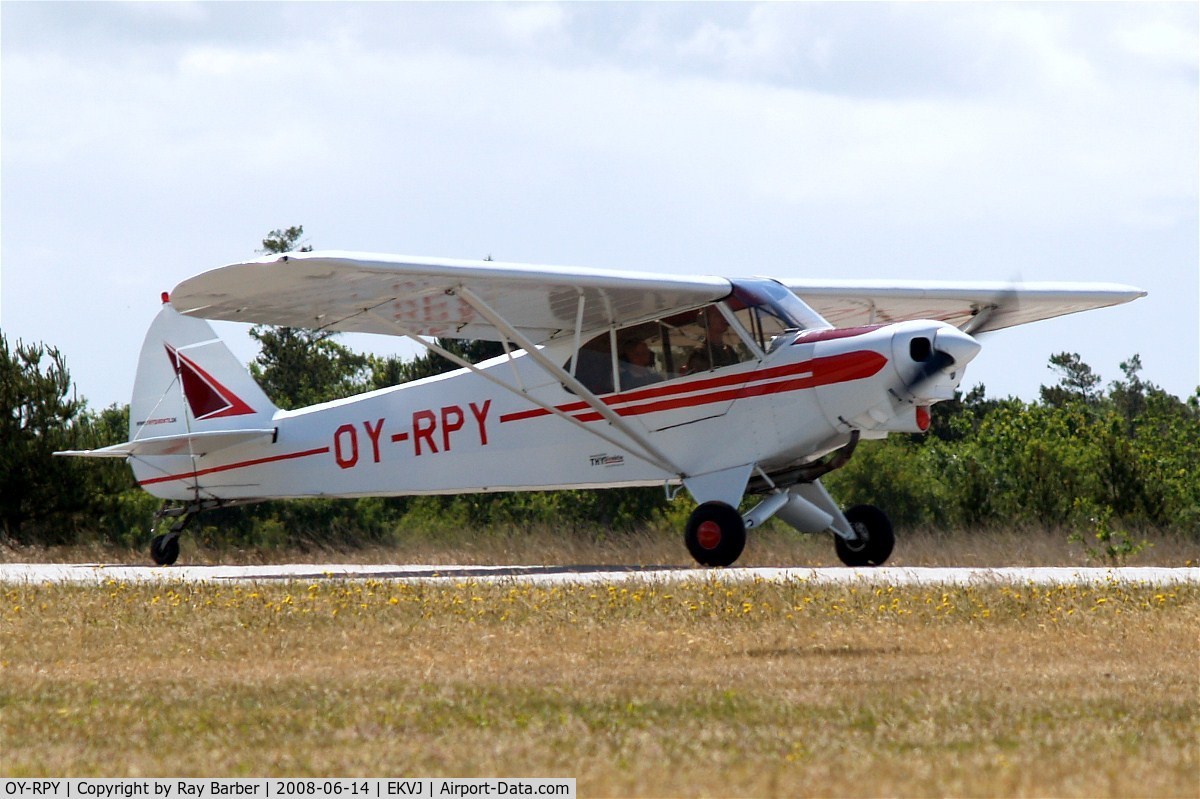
[685, 502, 747, 567]
[834, 504, 894, 567]
[150, 533, 180, 566]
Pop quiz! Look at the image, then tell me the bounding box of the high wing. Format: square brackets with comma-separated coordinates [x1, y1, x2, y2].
[780, 279, 1146, 334]
[170, 251, 1145, 343]
[170, 251, 731, 344]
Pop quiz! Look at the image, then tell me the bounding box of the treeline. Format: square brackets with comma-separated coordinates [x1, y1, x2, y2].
[824, 354, 1200, 537]
[2, 227, 1196, 550]
[5, 319, 1198, 552]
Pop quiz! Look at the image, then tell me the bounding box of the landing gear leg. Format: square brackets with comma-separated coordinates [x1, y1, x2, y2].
[834, 504, 894, 567]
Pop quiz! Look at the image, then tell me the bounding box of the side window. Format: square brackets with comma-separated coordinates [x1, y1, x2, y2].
[565, 334, 614, 395]
[616, 323, 671, 391]
[565, 324, 675, 395]
[728, 303, 792, 352]
[563, 303, 758, 395]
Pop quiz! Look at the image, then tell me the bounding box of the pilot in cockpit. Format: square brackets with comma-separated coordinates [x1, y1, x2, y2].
[618, 336, 663, 390]
[686, 305, 742, 373]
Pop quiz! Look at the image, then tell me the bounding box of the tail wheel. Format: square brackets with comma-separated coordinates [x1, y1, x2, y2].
[685, 502, 747, 567]
[834, 504, 894, 567]
[150, 534, 180, 566]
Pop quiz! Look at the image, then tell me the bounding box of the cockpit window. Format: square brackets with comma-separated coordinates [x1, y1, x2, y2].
[726, 279, 830, 352]
[678, 304, 753, 374]
[561, 281, 826, 396]
[564, 306, 749, 395]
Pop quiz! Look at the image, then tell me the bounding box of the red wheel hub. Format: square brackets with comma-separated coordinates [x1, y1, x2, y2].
[697, 520, 723, 550]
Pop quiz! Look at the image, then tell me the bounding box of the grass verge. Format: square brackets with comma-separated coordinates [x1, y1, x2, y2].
[2, 577, 1197, 797]
[2, 523, 1196, 567]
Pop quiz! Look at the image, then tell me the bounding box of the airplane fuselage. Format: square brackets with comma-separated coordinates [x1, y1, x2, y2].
[132, 319, 973, 504]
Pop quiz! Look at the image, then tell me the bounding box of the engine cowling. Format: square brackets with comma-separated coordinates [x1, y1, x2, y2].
[811, 321, 980, 434]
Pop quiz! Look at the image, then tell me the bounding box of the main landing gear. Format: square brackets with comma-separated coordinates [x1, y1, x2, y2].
[680, 433, 897, 569]
[681, 494, 895, 569]
[684, 502, 747, 567]
[686, 463, 892, 563]
[834, 504, 894, 567]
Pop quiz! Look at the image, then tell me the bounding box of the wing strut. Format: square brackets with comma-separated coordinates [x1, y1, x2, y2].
[456, 287, 687, 477]
[364, 308, 685, 478]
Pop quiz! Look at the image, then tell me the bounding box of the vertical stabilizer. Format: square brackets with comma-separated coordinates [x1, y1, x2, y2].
[131, 304, 277, 442]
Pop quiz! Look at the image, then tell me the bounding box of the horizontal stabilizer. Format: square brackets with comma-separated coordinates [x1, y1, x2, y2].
[55, 428, 275, 460]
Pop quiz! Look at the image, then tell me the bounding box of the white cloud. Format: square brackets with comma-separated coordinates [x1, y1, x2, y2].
[967, 5, 1100, 95]
[677, 5, 810, 77]
[178, 46, 281, 78]
[1, 2, 1196, 405]
[1113, 12, 1199, 68]
[491, 3, 567, 48]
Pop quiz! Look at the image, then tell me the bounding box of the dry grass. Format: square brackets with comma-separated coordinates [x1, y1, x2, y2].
[2, 523, 1196, 568]
[3, 577, 1197, 797]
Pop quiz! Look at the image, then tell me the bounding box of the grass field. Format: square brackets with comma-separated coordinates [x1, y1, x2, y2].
[3, 571, 1197, 797]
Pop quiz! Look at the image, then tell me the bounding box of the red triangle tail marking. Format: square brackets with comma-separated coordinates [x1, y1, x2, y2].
[165, 344, 256, 420]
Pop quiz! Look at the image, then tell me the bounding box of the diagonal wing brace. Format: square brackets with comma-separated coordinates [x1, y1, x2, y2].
[455, 287, 686, 477]
[365, 302, 685, 478]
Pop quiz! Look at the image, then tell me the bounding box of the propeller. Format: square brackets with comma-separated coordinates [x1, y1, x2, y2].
[903, 327, 982, 399]
[906, 348, 958, 396]
[962, 275, 1024, 337]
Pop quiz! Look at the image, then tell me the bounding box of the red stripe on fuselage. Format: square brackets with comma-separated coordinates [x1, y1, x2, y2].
[500, 350, 887, 424]
[137, 446, 331, 487]
[498, 362, 813, 423]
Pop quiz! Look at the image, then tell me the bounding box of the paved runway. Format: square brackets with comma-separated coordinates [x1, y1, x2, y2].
[1, 562, 1196, 586]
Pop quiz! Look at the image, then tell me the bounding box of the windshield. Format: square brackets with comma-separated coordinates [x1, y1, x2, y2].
[726, 278, 831, 351]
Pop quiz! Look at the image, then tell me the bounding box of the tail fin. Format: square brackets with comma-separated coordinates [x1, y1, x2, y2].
[130, 303, 278, 440]
[55, 303, 278, 499]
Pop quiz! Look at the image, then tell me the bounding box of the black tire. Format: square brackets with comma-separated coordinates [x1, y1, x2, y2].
[685, 502, 747, 567]
[834, 504, 894, 567]
[150, 534, 180, 566]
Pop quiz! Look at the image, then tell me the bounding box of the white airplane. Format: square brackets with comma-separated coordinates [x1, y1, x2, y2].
[59, 252, 1145, 567]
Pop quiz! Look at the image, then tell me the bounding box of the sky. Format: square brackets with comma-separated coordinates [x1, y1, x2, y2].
[3, 2, 1197, 410]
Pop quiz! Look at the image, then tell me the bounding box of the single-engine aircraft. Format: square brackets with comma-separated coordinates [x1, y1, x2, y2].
[57, 252, 1145, 567]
